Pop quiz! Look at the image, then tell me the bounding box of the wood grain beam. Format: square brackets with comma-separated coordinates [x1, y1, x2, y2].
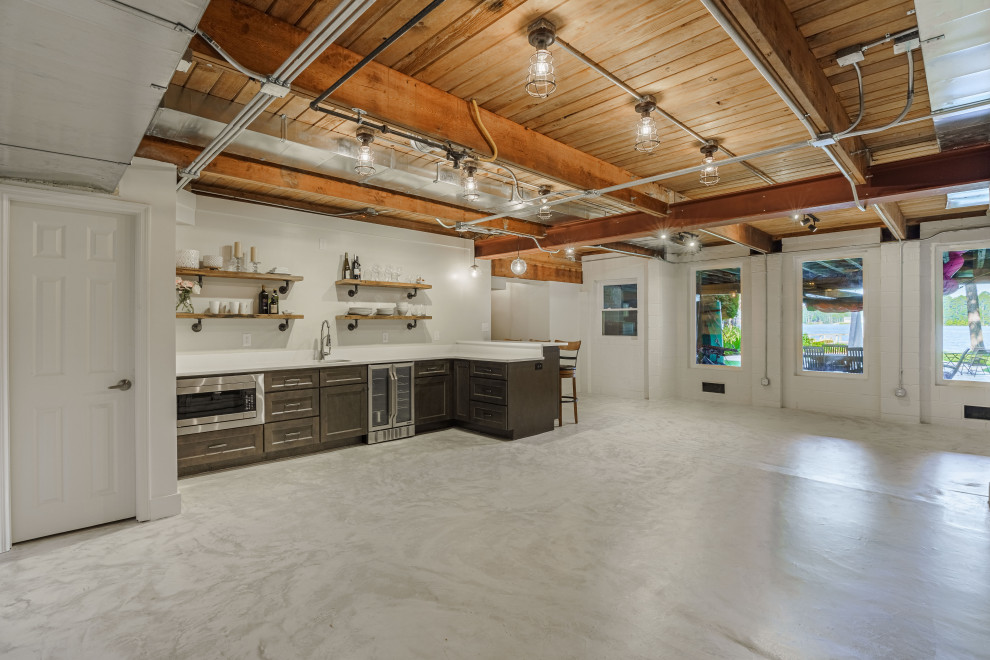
[191, 0, 673, 217]
[476, 144, 990, 257]
[703, 224, 773, 253]
[712, 0, 870, 183]
[491, 256, 582, 284]
[136, 136, 545, 236]
[872, 202, 907, 240]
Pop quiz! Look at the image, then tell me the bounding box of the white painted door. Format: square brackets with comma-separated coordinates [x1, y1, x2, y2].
[9, 200, 135, 542]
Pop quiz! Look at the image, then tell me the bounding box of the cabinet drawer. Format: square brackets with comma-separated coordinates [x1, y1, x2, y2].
[470, 401, 508, 430]
[265, 388, 319, 422]
[321, 365, 367, 387]
[470, 361, 507, 380]
[415, 360, 450, 377]
[178, 425, 263, 470]
[264, 417, 320, 453]
[469, 377, 507, 405]
[265, 369, 319, 392]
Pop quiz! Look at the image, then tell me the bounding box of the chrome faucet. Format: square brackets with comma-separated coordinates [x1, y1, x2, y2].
[320, 320, 332, 360]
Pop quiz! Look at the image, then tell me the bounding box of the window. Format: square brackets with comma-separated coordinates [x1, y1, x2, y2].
[601, 282, 637, 336]
[940, 247, 989, 382]
[801, 258, 864, 374]
[695, 267, 741, 366]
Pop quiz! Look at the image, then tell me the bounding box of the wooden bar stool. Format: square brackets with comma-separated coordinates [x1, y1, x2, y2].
[555, 340, 581, 425]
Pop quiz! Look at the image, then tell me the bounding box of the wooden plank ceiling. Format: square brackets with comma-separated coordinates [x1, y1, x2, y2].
[137, 0, 989, 281]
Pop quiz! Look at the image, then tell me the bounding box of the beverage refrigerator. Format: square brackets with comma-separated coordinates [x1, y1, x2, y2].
[367, 362, 415, 443]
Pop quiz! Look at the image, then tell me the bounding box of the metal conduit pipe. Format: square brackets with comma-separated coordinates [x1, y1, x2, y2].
[833, 62, 865, 138]
[698, 0, 866, 210]
[556, 36, 775, 185]
[95, 0, 195, 33]
[585, 245, 663, 260]
[311, 0, 447, 109]
[175, 0, 375, 189]
[196, 29, 268, 82]
[849, 50, 916, 137]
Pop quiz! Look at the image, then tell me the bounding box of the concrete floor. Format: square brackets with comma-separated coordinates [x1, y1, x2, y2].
[1, 395, 989, 659]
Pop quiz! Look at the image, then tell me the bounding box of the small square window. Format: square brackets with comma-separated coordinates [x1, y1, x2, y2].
[601, 283, 637, 336]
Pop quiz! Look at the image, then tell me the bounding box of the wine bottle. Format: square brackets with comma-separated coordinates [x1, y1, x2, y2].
[342, 252, 351, 280]
[258, 286, 270, 315]
[270, 288, 279, 315]
[352, 254, 362, 280]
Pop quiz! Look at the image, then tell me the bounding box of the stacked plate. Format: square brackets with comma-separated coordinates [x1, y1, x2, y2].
[348, 307, 375, 316]
[376, 305, 395, 316]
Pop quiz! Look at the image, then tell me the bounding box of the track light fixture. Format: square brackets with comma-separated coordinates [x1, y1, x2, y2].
[354, 129, 376, 176]
[633, 95, 660, 153]
[461, 164, 480, 201]
[700, 142, 720, 186]
[525, 19, 557, 98]
[670, 232, 700, 252]
[564, 246, 576, 260]
[799, 213, 820, 233]
[536, 185, 553, 220]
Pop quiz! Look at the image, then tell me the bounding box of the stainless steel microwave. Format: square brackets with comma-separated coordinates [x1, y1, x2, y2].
[176, 373, 265, 436]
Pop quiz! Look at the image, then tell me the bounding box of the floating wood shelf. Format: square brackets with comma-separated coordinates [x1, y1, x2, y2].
[336, 314, 432, 331]
[334, 279, 431, 299]
[176, 312, 303, 333]
[177, 268, 303, 295]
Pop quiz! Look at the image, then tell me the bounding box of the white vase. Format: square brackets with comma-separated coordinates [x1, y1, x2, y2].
[176, 249, 200, 269]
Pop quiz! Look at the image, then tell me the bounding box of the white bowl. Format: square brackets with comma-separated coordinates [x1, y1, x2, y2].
[396, 303, 410, 315]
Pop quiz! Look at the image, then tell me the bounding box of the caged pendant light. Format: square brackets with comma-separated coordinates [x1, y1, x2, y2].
[700, 142, 720, 186]
[525, 19, 557, 98]
[461, 164, 480, 201]
[354, 129, 376, 177]
[633, 95, 660, 153]
[510, 248, 528, 275]
[536, 185, 553, 221]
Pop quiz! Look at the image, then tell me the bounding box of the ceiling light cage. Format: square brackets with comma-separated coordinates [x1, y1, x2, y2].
[354, 129, 376, 177]
[461, 163, 480, 202]
[536, 185, 553, 221]
[700, 142, 720, 186]
[526, 19, 557, 99]
[634, 96, 660, 153]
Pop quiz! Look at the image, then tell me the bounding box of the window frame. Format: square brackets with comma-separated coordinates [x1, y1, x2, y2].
[598, 279, 639, 339]
[795, 250, 870, 379]
[933, 239, 990, 388]
[689, 261, 744, 371]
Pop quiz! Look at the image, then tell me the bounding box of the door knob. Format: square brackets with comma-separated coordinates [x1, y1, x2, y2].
[108, 379, 132, 391]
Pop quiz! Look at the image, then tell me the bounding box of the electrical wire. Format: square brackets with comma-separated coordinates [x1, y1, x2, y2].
[469, 99, 498, 162]
[834, 62, 865, 138]
[850, 49, 916, 138]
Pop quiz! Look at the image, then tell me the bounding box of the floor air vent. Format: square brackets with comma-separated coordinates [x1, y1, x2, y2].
[963, 405, 990, 421]
[702, 382, 726, 394]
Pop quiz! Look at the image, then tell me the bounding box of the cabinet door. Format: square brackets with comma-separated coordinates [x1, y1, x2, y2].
[320, 383, 368, 447]
[415, 375, 451, 425]
[453, 360, 470, 422]
[368, 365, 392, 431]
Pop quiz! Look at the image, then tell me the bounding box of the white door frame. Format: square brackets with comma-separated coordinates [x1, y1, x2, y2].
[0, 183, 152, 552]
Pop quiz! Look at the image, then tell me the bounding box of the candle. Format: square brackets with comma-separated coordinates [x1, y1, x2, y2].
[234, 242, 242, 258]
[250, 246, 257, 262]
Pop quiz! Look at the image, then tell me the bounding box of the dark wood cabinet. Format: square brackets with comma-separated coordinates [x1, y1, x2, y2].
[321, 365, 367, 387]
[453, 360, 470, 422]
[415, 360, 450, 377]
[463, 349, 559, 440]
[265, 387, 320, 423]
[415, 374, 452, 426]
[265, 369, 319, 392]
[178, 425, 263, 476]
[320, 382, 368, 447]
[264, 417, 320, 453]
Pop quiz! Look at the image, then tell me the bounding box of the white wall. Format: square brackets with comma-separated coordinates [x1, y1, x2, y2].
[116, 160, 181, 520]
[176, 196, 491, 354]
[489, 278, 581, 343]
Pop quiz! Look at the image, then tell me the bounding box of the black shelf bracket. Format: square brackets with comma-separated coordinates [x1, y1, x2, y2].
[278, 280, 294, 295]
[406, 319, 418, 330]
[278, 319, 292, 332]
[346, 319, 359, 331]
[347, 283, 359, 297]
[191, 319, 203, 332]
[406, 288, 418, 299]
[195, 275, 204, 288]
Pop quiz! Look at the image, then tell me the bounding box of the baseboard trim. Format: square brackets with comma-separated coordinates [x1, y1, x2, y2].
[140, 492, 181, 521]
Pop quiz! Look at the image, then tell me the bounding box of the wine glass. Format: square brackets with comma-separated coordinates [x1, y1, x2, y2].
[394, 265, 403, 283]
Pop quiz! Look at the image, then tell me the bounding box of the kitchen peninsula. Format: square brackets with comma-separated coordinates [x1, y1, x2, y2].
[176, 341, 560, 476]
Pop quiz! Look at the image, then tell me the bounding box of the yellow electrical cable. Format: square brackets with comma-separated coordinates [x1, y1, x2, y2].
[469, 98, 498, 162]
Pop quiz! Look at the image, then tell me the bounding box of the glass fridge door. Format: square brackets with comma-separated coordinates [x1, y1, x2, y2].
[368, 365, 392, 431]
[393, 363, 414, 427]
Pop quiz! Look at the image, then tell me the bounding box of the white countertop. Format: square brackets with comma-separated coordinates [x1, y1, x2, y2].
[176, 341, 561, 377]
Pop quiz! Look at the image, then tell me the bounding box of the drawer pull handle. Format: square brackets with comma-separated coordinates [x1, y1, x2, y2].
[285, 431, 302, 437]
[284, 378, 300, 384]
[284, 402, 303, 408]
[207, 443, 227, 450]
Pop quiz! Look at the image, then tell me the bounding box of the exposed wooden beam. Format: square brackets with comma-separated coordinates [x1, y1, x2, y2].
[475, 145, 990, 257]
[872, 202, 907, 240]
[703, 224, 773, 253]
[491, 255, 582, 284]
[192, 0, 673, 217]
[189, 184, 462, 238]
[595, 242, 662, 258]
[136, 137, 545, 236]
[712, 0, 870, 183]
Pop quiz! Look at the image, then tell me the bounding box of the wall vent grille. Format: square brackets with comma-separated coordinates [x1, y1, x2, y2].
[701, 382, 726, 394]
